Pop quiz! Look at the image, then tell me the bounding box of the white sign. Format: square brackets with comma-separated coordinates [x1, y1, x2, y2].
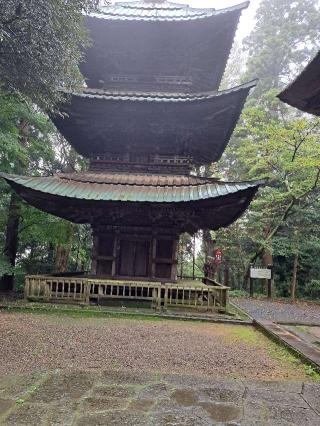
[250, 268, 272, 280]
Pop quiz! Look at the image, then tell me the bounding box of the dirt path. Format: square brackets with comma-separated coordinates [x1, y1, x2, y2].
[0, 312, 312, 380]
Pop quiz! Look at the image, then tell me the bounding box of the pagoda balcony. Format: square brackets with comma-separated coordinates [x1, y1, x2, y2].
[24, 275, 229, 313]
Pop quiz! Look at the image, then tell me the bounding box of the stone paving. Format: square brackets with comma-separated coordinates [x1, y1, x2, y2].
[0, 370, 319, 425]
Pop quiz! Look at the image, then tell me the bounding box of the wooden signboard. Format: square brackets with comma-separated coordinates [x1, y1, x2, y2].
[249, 265, 273, 298]
[250, 268, 272, 280]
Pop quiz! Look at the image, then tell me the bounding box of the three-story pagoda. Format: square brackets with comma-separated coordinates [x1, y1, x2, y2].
[1, 1, 262, 290]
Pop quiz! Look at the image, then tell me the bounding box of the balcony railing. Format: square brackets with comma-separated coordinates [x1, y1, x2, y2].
[24, 276, 228, 312]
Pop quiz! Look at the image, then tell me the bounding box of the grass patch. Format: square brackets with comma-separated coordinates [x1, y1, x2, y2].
[227, 302, 251, 321]
[228, 326, 259, 344]
[0, 301, 245, 324]
[0, 304, 167, 322]
[267, 339, 320, 381]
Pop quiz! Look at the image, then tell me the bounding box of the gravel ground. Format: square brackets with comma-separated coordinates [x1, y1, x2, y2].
[0, 312, 310, 380]
[233, 297, 320, 324]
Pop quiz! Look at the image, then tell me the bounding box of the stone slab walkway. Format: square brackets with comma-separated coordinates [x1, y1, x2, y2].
[255, 320, 320, 371]
[0, 370, 319, 425]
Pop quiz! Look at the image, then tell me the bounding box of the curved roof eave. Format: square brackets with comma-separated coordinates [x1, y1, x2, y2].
[50, 80, 257, 164]
[277, 51, 320, 116]
[0, 172, 263, 204]
[88, 1, 250, 22]
[69, 80, 258, 103]
[0, 171, 262, 231]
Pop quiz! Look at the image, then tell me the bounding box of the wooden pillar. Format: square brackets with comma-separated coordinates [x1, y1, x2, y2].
[24, 276, 30, 300]
[151, 236, 157, 279]
[164, 285, 168, 311]
[112, 233, 119, 277]
[192, 234, 196, 280]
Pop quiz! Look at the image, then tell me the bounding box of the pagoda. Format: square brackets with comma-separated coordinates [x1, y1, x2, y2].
[278, 51, 320, 116]
[1, 1, 262, 305]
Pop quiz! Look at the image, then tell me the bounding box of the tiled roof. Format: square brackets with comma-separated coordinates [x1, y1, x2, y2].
[74, 81, 257, 102]
[278, 51, 320, 116]
[52, 81, 256, 164]
[90, 1, 250, 22]
[0, 172, 263, 203]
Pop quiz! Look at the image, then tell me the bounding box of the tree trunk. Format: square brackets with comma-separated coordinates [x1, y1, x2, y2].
[291, 254, 299, 303]
[262, 224, 273, 294]
[202, 230, 212, 264]
[262, 249, 273, 295]
[54, 230, 74, 273]
[224, 260, 230, 287]
[55, 244, 71, 273]
[0, 193, 21, 292]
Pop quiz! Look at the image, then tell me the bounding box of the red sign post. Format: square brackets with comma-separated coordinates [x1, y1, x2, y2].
[214, 248, 223, 265]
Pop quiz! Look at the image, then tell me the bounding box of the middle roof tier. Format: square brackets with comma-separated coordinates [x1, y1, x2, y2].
[52, 81, 256, 166]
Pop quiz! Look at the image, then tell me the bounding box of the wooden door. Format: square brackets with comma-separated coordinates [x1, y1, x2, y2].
[119, 239, 150, 278]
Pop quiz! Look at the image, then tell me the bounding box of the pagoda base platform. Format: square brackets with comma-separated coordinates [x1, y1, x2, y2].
[24, 276, 228, 313]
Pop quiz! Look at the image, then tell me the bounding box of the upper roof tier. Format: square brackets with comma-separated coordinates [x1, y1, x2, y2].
[81, 1, 249, 92]
[52, 81, 256, 165]
[278, 51, 320, 116]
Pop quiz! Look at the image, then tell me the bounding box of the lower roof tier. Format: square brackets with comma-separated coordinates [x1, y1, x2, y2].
[1, 172, 262, 234]
[278, 51, 320, 116]
[51, 81, 256, 165]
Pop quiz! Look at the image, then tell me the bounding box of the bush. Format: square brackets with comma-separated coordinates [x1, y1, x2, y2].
[0, 256, 14, 278]
[305, 280, 320, 300]
[229, 289, 249, 298]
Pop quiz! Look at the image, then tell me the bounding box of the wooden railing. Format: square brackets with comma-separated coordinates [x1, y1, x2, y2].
[24, 276, 228, 312]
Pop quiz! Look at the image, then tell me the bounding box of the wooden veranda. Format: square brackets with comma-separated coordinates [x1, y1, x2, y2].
[24, 276, 229, 313]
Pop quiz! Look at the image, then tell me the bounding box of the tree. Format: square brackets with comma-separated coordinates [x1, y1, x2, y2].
[213, 0, 320, 299]
[216, 91, 320, 295]
[0, 0, 104, 111]
[0, 90, 56, 290]
[243, 0, 320, 95]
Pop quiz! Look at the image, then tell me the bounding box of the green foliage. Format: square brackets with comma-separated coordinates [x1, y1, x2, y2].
[305, 280, 320, 300]
[215, 97, 320, 292]
[0, 89, 91, 281]
[0, 90, 55, 174]
[0, 255, 15, 278]
[229, 290, 249, 298]
[244, 0, 320, 95]
[211, 0, 320, 296]
[0, 0, 104, 110]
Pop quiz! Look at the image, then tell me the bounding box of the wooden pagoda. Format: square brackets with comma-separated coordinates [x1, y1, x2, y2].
[278, 51, 320, 116]
[1, 1, 262, 311]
